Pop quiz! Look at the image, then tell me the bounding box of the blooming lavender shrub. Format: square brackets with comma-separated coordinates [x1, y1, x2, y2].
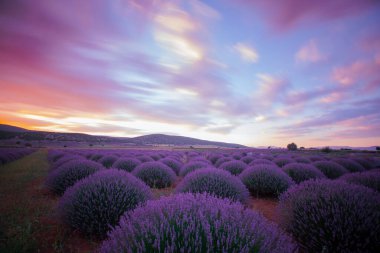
[219, 160, 247, 175]
[45, 159, 104, 195]
[278, 179, 380, 252]
[240, 156, 254, 164]
[249, 159, 277, 167]
[240, 165, 294, 197]
[282, 163, 326, 183]
[132, 162, 176, 188]
[159, 158, 182, 175]
[313, 161, 348, 179]
[273, 157, 294, 167]
[136, 155, 154, 163]
[176, 168, 249, 203]
[58, 169, 152, 237]
[98, 155, 118, 168]
[100, 193, 297, 253]
[112, 157, 141, 172]
[215, 157, 233, 168]
[339, 170, 380, 192]
[179, 161, 209, 177]
[333, 158, 365, 172]
[352, 157, 374, 170]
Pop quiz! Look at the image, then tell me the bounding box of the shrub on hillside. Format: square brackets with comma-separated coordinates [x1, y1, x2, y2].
[100, 193, 297, 253]
[132, 162, 176, 188]
[176, 168, 249, 203]
[240, 165, 294, 197]
[58, 169, 152, 237]
[278, 179, 380, 252]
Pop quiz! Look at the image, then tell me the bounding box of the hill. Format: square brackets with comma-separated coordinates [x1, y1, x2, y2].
[0, 124, 246, 148]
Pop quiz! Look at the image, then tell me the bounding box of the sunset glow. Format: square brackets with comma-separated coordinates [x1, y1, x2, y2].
[1, 0, 380, 147]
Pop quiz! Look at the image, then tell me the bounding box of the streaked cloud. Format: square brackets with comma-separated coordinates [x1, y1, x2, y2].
[233, 43, 259, 63]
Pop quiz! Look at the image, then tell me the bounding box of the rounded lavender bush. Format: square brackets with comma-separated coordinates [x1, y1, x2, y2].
[294, 157, 311, 164]
[240, 165, 294, 197]
[179, 161, 209, 177]
[273, 157, 294, 167]
[45, 159, 104, 195]
[282, 163, 326, 183]
[215, 157, 233, 168]
[313, 161, 348, 179]
[98, 155, 118, 168]
[112, 157, 141, 172]
[136, 155, 154, 163]
[240, 156, 254, 164]
[250, 158, 276, 167]
[132, 162, 176, 188]
[58, 169, 152, 237]
[100, 193, 297, 253]
[220, 160, 247, 175]
[352, 158, 374, 170]
[176, 168, 249, 203]
[278, 179, 380, 252]
[159, 158, 182, 175]
[340, 171, 380, 192]
[333, 158, 365, 172]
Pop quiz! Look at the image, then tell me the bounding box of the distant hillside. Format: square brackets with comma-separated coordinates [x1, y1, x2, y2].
[0, 124, 29, 132]
[0, 124, 246, 148]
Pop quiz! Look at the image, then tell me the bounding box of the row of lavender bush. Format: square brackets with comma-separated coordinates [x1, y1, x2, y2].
[44, 148, 380, 252]
[0, 147, 36, 166]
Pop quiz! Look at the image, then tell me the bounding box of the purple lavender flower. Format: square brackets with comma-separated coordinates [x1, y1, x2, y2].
[58, 169, 152, 237]
[176, 167, 249, 203]
[132, 161, 176, 188]
[240, 164, 294, 197]
[100, 193, 297, 253]
[278, 179, 380, 252]
[282, 162, 326, 183]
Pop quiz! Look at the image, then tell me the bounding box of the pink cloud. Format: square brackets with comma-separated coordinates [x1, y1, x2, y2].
[331, 59, 380, 89]
[236, 0, 377, 30]
[295, 40, 325, 63]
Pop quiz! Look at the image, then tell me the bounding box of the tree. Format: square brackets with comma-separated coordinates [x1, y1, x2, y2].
[287, 143, 297, 151]
[321, 146, 332, 153]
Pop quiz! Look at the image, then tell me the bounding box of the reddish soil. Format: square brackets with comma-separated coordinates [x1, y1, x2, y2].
[248, 196, 279, 223]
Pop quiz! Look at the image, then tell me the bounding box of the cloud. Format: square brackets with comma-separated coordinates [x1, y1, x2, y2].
[235, 0, 378, 30]
[233, 43, 259, 63]
[295, 40, 325, 63]
[331, 59, 380, 88]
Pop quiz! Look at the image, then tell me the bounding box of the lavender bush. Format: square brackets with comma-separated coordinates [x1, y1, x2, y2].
[100, 193, 297, 253]
[176, 168, 249, 203]
[132, 162, 176, 188]
[112, 157, 141, 172]
[179, 161, 209, 177]
[160, 158, 182, 175]
[313, 161, 348, 179]
[240, 165, 294, 197]
[219, 160, 247, 175]
[45, 159, 104, 195]
[98, 155, 118, 168]
[58, 169, 152, 237]
[282, 163, 326, 183]
[333, 158, 365, 172]
[278, 179, 380, 252]
[215, 157, 233, 168]
[339, 170, 380, 192]
[273, 157, 294, 167]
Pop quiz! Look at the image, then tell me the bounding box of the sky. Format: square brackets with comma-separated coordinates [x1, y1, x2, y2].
[1, 0, 380, 147]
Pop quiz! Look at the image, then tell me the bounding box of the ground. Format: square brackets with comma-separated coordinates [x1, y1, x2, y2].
[0, 149, 286, 253]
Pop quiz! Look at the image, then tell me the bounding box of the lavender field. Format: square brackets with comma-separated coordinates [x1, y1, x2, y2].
[1, 146, 379, 252]
[1, 0, 380, 252]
